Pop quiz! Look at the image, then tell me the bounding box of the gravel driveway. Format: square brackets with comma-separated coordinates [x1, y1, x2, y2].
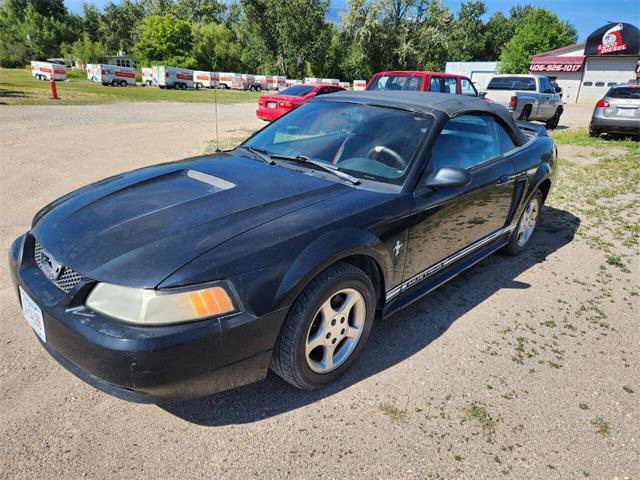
[1, 102, 637, 479]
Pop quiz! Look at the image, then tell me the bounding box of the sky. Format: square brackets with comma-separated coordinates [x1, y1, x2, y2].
[64, 0, 640, 42]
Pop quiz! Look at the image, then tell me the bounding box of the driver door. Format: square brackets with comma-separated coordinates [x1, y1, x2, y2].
[402, 114, 518, 284]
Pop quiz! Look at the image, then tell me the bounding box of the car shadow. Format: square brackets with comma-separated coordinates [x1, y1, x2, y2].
[160, 206, 580, 426]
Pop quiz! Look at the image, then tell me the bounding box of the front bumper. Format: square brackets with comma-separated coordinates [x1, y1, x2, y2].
[590, 107, 640, 134]
[9, 234, 287, 403]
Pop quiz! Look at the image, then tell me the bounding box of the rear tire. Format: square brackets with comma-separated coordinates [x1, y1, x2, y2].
[504, 190, 543, 256]
[589, 126, 600, 137]
[545, 107, 562, 129]
[271, 262, 376, 390]
[518, 105, 532, 121]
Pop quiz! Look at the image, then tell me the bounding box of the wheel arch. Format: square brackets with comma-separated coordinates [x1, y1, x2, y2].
[274, 228, 390, 314]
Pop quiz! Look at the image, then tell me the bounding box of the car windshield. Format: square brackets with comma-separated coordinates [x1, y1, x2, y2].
[487, 77, 536, 91]
[366, 74, 423, 91]
[608, 86, 640, 99]
[279, 85, 314, 96]
[244, 101, 432, 185]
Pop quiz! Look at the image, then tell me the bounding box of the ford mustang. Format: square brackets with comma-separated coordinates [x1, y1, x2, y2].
[10, 91, 556, 403]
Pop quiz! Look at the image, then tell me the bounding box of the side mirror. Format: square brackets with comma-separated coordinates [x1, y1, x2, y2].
[424, 167, 471, 189]
[478, 91, 487, 99]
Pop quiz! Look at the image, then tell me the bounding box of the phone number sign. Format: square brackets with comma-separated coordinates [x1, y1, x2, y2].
[529, 63, 583, 73]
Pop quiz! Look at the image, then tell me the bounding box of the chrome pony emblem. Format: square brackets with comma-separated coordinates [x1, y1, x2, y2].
[40, 249, 64, 280]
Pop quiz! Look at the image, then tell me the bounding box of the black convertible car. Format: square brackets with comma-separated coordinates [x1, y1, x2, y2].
[10, 91, 556, 402]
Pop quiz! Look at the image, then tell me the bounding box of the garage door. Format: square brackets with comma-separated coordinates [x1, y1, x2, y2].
[579, 56, 638, 102]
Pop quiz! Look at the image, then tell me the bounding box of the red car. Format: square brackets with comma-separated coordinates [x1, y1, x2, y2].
[256, 84, 347, 121]
[366, 70, 479, 97]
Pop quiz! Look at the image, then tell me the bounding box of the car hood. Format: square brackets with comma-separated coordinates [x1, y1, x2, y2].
[32, 152, 351, 287]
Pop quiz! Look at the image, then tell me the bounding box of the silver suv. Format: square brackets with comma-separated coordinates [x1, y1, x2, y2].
[589, 83, 640, 137]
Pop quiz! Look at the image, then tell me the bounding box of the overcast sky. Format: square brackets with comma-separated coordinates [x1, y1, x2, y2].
[63, 0, 639, 42]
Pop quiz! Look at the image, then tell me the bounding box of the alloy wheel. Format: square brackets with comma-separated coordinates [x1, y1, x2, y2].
[517, 197, 540, 247]
[305, 288, 366, 374]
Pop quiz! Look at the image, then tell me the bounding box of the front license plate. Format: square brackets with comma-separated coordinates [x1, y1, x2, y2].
[19, 286, 46, 342]
[267, 102, 276, 109]
[617, 108, 636, 117]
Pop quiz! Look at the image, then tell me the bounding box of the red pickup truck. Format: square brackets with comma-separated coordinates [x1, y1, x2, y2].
[366, 70, 479, 97]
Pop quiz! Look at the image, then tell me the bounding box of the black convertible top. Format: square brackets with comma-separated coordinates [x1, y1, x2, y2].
[312, 90, 529, 146]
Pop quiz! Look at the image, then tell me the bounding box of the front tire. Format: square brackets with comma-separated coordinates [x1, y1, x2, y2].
[271, 262, 376, 390]
[504, 190, 543, 256]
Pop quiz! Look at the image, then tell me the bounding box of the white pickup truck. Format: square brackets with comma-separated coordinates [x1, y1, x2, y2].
[482, 74, 563, 129]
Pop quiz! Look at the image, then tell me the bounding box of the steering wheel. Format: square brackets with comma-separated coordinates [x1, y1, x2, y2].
[367, 146, 407, 170]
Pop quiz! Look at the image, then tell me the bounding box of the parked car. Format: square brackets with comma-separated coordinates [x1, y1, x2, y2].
[482, 74, 563, 129]
[589, 84, 640, 137]
[256, 84, 346, 121]
[366, 70, 479, 97]
[10, 91, 556, 403]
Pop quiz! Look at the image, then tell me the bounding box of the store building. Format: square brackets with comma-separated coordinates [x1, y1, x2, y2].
[445, 61, 498, 91]
[529, 22, 640, 103]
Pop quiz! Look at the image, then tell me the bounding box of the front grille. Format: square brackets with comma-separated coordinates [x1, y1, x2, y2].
[34, 241, 84, 293]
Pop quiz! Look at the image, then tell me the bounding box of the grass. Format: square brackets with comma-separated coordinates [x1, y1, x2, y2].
[591, 416, 610, 437]
[0, 67, 260, 105]
[462, 403, 497, 436]
[549, 129, 640, 254]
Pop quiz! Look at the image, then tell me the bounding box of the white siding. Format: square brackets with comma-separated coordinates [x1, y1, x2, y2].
[579, 56, 639, 102]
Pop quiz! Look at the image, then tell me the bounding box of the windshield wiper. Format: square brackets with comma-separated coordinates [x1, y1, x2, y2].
[236, 145, 275, 165]
[269, 154, 361, 185]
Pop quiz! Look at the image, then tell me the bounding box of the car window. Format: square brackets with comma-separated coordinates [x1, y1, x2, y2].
[280, 85, 315, 96]
[495, 122, 517, 154]
[443, 77, 457, 94]
[367, 74, 423, 91]
[245, 101, 433, 185]
[430, 114, 503, 171]
[540, 77, 555, 94]
[487, 76, 536, 91]
[460, 78, 477, 97]
[607, 86, 640, 99]
[429, 77, 442, 92]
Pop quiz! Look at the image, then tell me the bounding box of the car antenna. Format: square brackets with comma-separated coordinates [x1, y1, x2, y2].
[214, 78, 220, 152]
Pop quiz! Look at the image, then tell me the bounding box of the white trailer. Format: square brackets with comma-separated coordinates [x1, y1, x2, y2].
[339, 81, 351, 89]
[286, 79, 302, 87]
[304, 77, 322, 85]
[275, 76, 286, 90]
[254, 75, 268, 90]
[142, 67, 154, 86]
[31, 61, 67, 81]
[152, 65, 194, 89]
[193, 71, 219, 88]
[87, 64, 136, 86]
[322, 78, 340, 86]
[353, 80, 367, 90]
[218, 72, 241, 89]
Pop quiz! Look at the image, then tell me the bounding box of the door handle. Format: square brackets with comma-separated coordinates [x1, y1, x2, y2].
[498, 175, 510, 184]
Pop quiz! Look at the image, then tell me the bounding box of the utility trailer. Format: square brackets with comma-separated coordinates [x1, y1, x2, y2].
[218, 72, 241, 89]
[194, 71, 219, 88]
[86, 64, 136, 86]
[152, 65, 194, 89]
[31, 61, 67, 81]
[353, 80, 367, 91]
[142, 67, 153, 86]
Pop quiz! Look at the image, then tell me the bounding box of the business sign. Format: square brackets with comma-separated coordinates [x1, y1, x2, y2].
[529, 63, 583, 72]
[585, 22, 640, 56]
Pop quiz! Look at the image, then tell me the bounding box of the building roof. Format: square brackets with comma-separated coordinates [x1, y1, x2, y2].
[312, 90, 529, 145]
[533, 43, 586, 58]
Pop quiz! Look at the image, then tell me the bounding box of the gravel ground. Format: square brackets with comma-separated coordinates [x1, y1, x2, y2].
[1, 101, 637, 480]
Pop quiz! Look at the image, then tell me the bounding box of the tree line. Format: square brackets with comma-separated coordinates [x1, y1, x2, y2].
[0, 0, 578, 79]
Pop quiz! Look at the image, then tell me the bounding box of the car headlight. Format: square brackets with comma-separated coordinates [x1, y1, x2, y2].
[85, 282, 237, 326]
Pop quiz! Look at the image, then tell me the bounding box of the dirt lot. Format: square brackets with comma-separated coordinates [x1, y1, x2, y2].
[1, 102, 638, 479]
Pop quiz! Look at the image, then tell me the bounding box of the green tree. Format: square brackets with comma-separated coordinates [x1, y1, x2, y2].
[99, 0, 146, 53]
[412, 0, 453, 71]
[191, 22, 243, 71]
[449, 0, 487, 61]
[499, 8, 576, 73]
[172, 0, 225, 22]
[61, 32, 107, 65]
[134, 14, 196, 67]
[240, 0, 331, 78]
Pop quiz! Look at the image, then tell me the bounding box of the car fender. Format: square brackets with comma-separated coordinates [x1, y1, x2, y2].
[274, 228, 390, 309]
